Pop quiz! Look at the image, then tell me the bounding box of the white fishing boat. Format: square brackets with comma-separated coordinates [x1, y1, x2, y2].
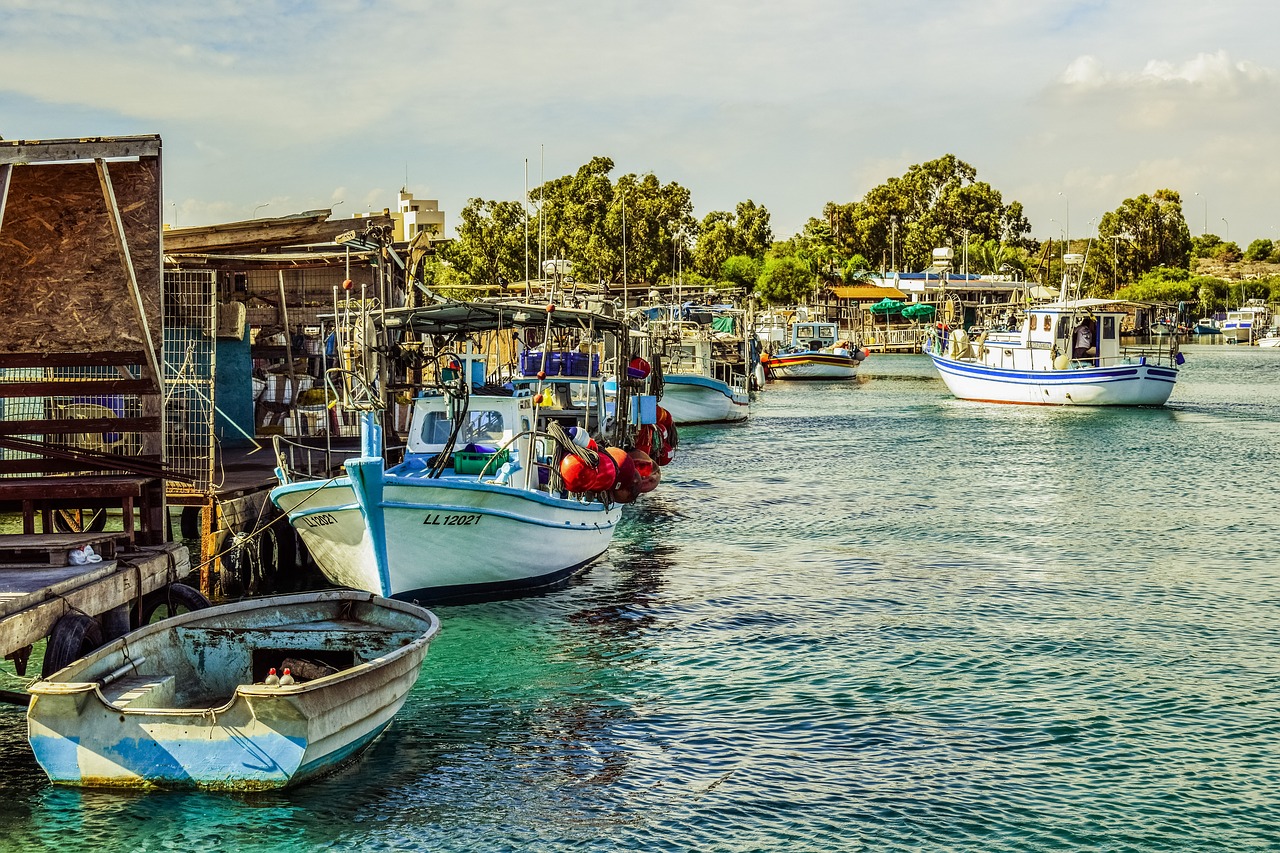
[926, 254, 1183, 406]
[27, 590, 439, 790]
[765, 320, 865, 380]
[1257, 327, 1280, 348]
[1221, 300, 1270, 344]
[271, 300, 654, 604]
[635, 304, 751, 424]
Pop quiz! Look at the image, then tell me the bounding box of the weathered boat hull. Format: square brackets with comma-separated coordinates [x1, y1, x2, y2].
[929, 353, 1178, 406]
[27, 591, 439, 790]
[659, 374, 749, 424]
[768, 353, 859, 380]
[272, 471, 621, 603]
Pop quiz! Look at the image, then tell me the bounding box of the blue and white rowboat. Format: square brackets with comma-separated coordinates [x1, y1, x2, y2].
[27, 590, 439, 790]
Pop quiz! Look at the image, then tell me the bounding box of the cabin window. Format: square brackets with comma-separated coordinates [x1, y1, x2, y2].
[1102, 316, 1116, 340]
[421, 410, 506, 446]
[1042, 315, 1051, 332]
[1057, 317, 1071, 338]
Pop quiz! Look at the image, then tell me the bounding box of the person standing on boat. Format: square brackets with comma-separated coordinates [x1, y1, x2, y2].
[1072, 316, 1096, 360]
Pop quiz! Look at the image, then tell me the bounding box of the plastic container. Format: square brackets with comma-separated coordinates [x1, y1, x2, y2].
[564, 352, 600, 377]
[453, 445, 510, 474]
[521, 350, 568, 376]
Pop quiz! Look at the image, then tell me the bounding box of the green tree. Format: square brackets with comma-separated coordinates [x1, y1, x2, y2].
[822, 155, 1032, 271]
[755, 255, 813, 305]
[1095, 189, 1192, 288]
[691, 200, 774, 278]
[1243, 238, 1274, 262]
[719, 255, 763, 292]
[1115, 265, 1197, 304]
[440, 198, 528, 286]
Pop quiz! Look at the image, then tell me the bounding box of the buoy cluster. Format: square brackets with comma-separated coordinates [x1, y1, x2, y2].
[556, 405, 676, 504]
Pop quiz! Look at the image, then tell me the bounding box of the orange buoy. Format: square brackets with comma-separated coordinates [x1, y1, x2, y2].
[605, 447, 638, 491]
[559, 454, 596, 492]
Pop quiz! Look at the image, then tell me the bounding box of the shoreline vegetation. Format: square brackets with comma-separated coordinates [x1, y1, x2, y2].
[429, 153, 1278, 315]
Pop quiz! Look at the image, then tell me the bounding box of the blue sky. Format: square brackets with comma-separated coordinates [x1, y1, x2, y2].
[2, 0, 1277, 248]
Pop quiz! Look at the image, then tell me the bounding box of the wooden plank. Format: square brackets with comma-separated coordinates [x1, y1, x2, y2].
[0, 563, 118, 617]
[0, 477, 151, 501]
[0, 416, 160, 436]
[0, 456, 164, 478]
[97, 159, 162, 387]
[0, 136, 162, 165]
[163, 212, 395, 254]
[0, 378, 156, 397]
[0, 351, 147, 369]
[0, 544, 187, 658]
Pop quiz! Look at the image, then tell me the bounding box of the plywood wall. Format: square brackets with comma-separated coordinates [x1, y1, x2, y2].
[0, 159, 162, 356]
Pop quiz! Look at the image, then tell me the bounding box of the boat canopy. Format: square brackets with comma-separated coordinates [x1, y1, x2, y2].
[376, 300, 631, 336]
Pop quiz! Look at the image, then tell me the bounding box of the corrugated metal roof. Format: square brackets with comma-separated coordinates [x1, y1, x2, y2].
[829, 285, 907, 300]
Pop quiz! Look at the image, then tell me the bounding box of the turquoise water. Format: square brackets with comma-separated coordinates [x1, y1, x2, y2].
[2, 345, 1279, 851]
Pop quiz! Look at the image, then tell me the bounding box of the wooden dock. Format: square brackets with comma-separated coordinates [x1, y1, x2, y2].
[1, 534, 189, 678]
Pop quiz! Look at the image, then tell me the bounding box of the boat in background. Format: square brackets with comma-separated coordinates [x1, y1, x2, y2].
[635, 304, 751, 424]
[765, 319, 865, 380]
[1222, 300, 1270, 344]
[1257, 326, 1280, 348]
[1191, 317, 1222, 336]
[926, 253, 1182, 406]
[27, 590, 440, 790]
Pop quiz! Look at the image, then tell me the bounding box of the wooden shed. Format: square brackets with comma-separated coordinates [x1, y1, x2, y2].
[0, 136, 169, 543]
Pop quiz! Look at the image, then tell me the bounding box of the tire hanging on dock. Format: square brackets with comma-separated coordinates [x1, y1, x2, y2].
[41, 613, 104, 678]
[135, 583, 212, 628]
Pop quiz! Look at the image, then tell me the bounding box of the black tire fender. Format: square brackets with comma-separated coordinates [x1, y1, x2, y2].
[136, 582, 212, 627]
[42, 613, 104, 678]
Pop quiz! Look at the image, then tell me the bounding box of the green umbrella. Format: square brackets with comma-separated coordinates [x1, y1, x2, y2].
[901, 303, 936, 320]
[869, 298, 905, 314]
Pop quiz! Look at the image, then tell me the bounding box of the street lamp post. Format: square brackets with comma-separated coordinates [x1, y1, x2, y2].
[1221, 217, 1229, 242]
[1195, 192, 1207, 235]
[252, 202, 270, 219]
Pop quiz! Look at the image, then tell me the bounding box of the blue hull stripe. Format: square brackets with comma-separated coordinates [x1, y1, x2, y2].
[931, 355, 1177, 386]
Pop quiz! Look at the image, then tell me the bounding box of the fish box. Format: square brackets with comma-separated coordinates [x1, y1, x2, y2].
[564, 352, 600, 376]
[453, 447, 510, 474]
[520, 350, 567, 376]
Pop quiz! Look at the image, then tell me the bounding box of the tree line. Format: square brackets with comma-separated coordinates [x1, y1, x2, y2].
[426, 154, 1280, 311]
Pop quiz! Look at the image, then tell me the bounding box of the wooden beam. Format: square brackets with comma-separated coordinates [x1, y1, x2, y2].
[0, 416, 161, 436]
[96, 159, 162, 389]
[0, 351, 147, 369]
[163, 212, 395, 254]
[0, 378, 156, 397]
[0, 136, 162, 165]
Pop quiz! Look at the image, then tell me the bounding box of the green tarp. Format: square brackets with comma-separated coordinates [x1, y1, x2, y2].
[711, 316, 736, 334]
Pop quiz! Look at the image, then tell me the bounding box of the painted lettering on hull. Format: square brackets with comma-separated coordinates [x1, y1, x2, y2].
[422, 514, 483, 526]
[304, 513, 337, 528]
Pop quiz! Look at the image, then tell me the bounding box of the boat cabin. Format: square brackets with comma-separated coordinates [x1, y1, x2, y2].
[790, 321, 840, 351]
[1020, 302, 1122, 363]
[402, 390, 536, 480]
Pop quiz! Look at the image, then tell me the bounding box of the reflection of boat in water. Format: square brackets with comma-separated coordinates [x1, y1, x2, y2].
[27, 590, 440, 790]
[925, 254, 1182, 406]
[766, 320, 865, 380]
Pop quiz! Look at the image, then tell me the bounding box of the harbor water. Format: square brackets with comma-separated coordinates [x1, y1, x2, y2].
[2, 345, 1278, 851]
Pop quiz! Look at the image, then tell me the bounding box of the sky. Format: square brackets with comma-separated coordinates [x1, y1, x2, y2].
[2, 0, 1278, 249]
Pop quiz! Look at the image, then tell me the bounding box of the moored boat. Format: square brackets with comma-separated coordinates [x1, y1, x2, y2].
[635, 304, 751, 424]
[27, 590, 440, 790]
[925, 254, 1182, 406]
[271, 299, 660, 604]
[766, 320, 865, 380]
[1221, 301, 1270, 344]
